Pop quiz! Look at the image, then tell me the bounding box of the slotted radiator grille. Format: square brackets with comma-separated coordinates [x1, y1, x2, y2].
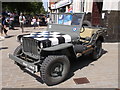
[22, 37, 38, 56]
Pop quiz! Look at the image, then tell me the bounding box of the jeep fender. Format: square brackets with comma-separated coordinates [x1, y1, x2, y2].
[41, 43, 76, 59]
[17, 34, 30, 43]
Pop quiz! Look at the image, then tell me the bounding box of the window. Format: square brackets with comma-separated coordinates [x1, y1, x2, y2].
[50, 13, 83, 26]
[58, 6, 66, 13]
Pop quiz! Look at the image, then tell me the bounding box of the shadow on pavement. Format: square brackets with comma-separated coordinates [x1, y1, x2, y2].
[23, 69, 44, 84]
[0, 47, 8, 50]
[101, 49, 108, 55]
[10, 29, 19, 30]
[5, 35, 15, 38]
[66, 49, 108, 82]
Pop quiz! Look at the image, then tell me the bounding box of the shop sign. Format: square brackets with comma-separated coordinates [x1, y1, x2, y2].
[51, 4, 56, 9]
[56, 0, 72, 8]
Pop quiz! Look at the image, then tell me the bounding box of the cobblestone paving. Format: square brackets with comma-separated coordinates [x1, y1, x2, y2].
[0, 27, 118, 88]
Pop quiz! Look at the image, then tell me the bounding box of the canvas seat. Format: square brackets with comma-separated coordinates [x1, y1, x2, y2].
[74, 27, 99, 53]
[80, 27, 97, 43]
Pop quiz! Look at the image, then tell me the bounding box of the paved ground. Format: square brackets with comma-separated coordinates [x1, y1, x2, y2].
[0, 27, 118, 88]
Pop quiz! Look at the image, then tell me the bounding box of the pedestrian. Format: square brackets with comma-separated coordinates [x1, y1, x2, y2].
[37, 17, 40, 29]
[31, 16, 37, 29]
[46, 15, 50, 24]
[42, 15, 47, 25]
[9, 15, 15, 30]
[19, 13, 26, 33]
[0, 14, 5, 40]
[1, 15, 9, 37]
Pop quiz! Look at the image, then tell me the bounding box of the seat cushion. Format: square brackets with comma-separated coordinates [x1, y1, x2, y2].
[80, 28, 95, 38]
[80, 27, 98, 43]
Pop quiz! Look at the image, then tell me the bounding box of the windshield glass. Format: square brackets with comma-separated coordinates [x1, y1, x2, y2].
[49, 13, 83, 26]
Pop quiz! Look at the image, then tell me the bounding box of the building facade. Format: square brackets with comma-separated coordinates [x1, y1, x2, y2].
[48, 0, 120, 42]
[48, 0, 103, 26]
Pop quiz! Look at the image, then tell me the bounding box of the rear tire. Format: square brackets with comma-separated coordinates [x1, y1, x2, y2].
[40, 55, 70, 86]
[90, 40, 102, 60]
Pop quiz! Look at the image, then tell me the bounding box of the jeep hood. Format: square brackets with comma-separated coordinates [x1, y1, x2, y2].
[23, 31, 72, 46]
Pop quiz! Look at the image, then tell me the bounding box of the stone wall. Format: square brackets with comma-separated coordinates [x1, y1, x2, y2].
[102, 11, 120, 42]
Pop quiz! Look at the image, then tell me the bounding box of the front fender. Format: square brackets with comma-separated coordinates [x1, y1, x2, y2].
[17, 34, 30, 43]
[41, 43, 76, 58]
[42, 43, 73, 51]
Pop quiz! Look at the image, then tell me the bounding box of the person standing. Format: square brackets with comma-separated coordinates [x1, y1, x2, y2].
[9, 15, 15, 30]
[37, 17, 40, 29]
[31, 16, 37, 29]
[46, 15, 51, 24]
[0, 14, 5, 40]
[19, 13, 26, 33]
[1, 15, 9, 37]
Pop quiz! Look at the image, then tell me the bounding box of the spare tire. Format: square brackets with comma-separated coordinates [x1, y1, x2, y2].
[82, 20, 92, 27]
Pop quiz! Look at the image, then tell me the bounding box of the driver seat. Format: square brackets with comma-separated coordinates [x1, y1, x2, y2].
[80, 27, 96, 43]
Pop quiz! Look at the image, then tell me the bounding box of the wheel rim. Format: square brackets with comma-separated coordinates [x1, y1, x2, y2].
[50, 63, 63, 77]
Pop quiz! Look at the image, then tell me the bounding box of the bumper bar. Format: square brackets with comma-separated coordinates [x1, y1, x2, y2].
[9, 54, 38, 72]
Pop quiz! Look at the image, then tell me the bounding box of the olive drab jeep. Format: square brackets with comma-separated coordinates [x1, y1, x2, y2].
[9, 13, 107, 86]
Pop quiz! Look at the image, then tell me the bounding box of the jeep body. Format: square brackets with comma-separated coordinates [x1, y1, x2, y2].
[9, 13, 107, 86]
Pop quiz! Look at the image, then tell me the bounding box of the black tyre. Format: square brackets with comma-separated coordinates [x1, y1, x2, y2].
[91, 40, 102, 60]
[40, 55, 70, 86]
[13, 45, 22, 56]
[13, 45, 24, 68]
[82, 20, 92, 27]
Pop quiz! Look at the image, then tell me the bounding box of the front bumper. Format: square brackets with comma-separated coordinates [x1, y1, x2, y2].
[9, 54, 38, 73]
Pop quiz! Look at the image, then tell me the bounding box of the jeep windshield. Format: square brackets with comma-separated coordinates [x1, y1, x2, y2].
[49, 13, 84, 26]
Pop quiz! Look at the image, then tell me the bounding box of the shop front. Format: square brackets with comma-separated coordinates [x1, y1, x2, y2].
[50, 0, 73, 13]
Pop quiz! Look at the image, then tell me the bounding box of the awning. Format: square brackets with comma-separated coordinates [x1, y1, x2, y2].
[55, 0, 72, 9]
[84, 0, 93, 13]
[102, 0, 120, 11]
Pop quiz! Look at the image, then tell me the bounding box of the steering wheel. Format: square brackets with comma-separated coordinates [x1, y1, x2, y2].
[80, 25, 85, 33]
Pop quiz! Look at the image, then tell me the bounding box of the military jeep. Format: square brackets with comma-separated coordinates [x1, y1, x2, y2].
[9, 13, 107, 86]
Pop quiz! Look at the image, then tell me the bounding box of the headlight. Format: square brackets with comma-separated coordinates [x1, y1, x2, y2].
[40, 42, 43, 48]
[20, 38, 23, 43]
[37, 41, 43, 49]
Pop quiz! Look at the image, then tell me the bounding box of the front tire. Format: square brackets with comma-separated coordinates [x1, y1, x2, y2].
[13, 45, 22, 56]
[40, 55, 70, 86]
[13, 45, 24, 69]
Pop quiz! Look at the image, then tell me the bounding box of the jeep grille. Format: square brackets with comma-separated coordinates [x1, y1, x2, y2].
[22, 37, 39, 58]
